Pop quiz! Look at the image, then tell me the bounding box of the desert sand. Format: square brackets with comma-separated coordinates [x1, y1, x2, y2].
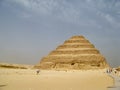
[0, 68, 114, 90]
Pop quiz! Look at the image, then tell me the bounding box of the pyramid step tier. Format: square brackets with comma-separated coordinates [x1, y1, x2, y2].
[41, 55, 105, 63]
[49, 49, 99, 55]
[70, 35, 85, 39]
[56, 44, 95, 49]
[56, 48, 96, 51]
[64, 43, 92, 45]
[64, 40, 90, 44]
[41, 55, 106, 64]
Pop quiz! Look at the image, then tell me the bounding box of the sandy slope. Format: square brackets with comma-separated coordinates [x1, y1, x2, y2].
[0, 69, 113, 90]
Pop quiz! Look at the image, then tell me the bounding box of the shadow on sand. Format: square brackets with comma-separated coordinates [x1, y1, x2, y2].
[0, 84, 7, 87]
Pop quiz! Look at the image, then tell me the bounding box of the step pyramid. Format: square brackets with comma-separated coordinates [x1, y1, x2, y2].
[35, 36, 109, 70]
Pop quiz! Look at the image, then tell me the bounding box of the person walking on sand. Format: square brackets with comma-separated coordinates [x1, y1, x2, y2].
[36, 69, 40, 75]
[106, 68, 112, 73]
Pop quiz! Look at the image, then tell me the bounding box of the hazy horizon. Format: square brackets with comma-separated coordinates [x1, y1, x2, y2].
[0, 0, 120, 67]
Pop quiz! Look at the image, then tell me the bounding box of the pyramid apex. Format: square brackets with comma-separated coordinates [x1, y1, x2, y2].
[70, 35, 85, 39]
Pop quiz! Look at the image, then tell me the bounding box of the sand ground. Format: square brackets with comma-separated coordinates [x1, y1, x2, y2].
[0, 69, 114, 90]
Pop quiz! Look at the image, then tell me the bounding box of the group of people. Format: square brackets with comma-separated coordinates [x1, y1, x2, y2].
[106, 68, 117, 73]
[106, 68, 112, 73]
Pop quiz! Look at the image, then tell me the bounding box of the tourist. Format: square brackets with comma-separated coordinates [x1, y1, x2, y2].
[36, 69, 40, 75]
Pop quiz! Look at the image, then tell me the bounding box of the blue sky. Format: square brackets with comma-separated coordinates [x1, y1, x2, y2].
[0, 0, 120, 67]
